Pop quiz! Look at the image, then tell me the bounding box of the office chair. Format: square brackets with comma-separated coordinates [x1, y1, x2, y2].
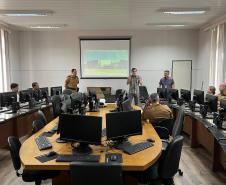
[32, 119, 46, 134]
[37, 110, 47, 125]
[154, 118, 174, 139]
[172, 108, 184, 138]
[63, 89, 73, 95]
[157, 135, 184, 185]
[139, 86, 149, 103]
[115, 89, 123, 99]
[8, 136, 59, 185]
[51, 95, 62, 117]
[70, 162, 123, 185]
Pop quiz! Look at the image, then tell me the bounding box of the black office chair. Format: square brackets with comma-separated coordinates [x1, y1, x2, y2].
[51, 95, 62, 117]
[154, 118, 174, 139]
[172, 108, 185, 138]
[8, 136, 59, 185]
[158, 135, 184, 185]
[37, 110, 47, 125]
[139, 86, 149, 103]
[115, 89, 123, 99]
[63, 89, 73, 95]
[32, 119, 46, 134]
[70, 162, 123, 185]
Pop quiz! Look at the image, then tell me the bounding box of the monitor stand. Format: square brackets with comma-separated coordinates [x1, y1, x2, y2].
[113, 137, 131, 148]
[72, 143, 92, 155]
[56, 137, 67, 143]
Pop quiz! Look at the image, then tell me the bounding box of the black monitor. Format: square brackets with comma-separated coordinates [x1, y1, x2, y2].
[40, 87, 49, 98]
[50, 86, 62, 96]
[122, 99, 133, 112]
[59, 114, 102, 154]
[157, 88, 166, 99]
[0, 92, 17, 107]
[180, 89, 191, 103]
[169, 89, 179, 101]
[19, 89, 33, 103]
[106, 110, 142, 143]
[205, 94, 218, 113]
[193, 90, 204, 105]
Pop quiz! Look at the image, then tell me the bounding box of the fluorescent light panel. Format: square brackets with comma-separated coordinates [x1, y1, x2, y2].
[163, 10, 206, 15]
[159, 8, 209, 15]
[146, 23, 186, 27]
[29, 24, 66, 29]
[0, 10, 53, 16]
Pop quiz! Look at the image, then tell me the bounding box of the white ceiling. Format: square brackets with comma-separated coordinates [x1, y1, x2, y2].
[0, 0, 226, 30]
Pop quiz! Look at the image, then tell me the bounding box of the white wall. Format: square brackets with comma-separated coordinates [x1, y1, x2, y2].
[9, 30, 20, 88]
[194, 30, 211, 92]
[14, 29, 198, 94]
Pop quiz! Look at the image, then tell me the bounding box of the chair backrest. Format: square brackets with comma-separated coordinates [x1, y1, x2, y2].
[159, 135, 184, 179]
[172, 109, 184, 138]
[115, 89, 123, 99]
[51, 95, 62, 117]
[139, 86, 149, 102]
[32, 119, 46, 134]
[8, 136, 22, 172]
[154, 118, 174, 135]
[70, 162, 123, 185]
[37, 110, 47, 124]
[63, 89, 73, 95]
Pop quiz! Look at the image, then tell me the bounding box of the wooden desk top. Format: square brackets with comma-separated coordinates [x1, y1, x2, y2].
[20, 104, 162, 171]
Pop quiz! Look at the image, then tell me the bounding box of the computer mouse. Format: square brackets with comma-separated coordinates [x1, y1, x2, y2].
[46, 151, 57, 157]
[147, 138, 155, 143]
[110, 155, 117, 161]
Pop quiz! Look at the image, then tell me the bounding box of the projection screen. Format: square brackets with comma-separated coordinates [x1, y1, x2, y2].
[80, 38, 131, 79]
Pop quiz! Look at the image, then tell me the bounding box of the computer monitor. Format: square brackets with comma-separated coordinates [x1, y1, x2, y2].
[50, 86, 62, 96]
[180, 89, 191, 103]
[169, 89, 179, 101]
[157, 88, 178, 101]
[205, 94, 218, 113]
[106, 110, 142, 143]
[19, 89, 33, 103]
[0, 92, 17, 107]
[40, 87, 49, 98]
[122, 99, 133, 112]
[59, 114, 102, 154]
[193, 89, 204, 105]
[157, 88, 166, 99]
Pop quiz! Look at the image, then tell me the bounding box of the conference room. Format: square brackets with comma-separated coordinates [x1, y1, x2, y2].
[0, 1, 226, 185]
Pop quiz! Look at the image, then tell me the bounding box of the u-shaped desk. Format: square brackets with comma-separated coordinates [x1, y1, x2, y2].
[20, 104, 162, 185]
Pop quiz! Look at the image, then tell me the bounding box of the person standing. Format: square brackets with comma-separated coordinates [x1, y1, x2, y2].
[65, 68, 79, 92]
[127, 68, 143, 105]
[159, 70, 175, 89]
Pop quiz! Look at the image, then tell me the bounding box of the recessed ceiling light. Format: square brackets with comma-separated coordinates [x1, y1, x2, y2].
[146, 23, 186, 27]
[29, 24, 66, 29]
[159, 8, 209, 15]
[0, 10, 53, 16]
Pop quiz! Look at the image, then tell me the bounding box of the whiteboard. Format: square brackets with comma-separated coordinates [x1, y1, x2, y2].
[172, 60, 192, 90]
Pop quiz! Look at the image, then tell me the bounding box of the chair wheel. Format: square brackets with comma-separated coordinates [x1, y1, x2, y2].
[178, 169, 183, 176]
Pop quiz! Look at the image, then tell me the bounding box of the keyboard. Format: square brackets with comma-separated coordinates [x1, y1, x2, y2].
[56, 154, 100, 162]
[35, 135, 52, 150]
[117, 141, 153, 155]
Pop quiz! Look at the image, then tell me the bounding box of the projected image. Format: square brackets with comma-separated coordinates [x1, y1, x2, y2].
[83, 50, 129, 78]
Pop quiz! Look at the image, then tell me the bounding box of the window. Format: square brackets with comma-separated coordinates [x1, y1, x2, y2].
[209, 24, 225, 90]
[0, 29, 10, 92]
